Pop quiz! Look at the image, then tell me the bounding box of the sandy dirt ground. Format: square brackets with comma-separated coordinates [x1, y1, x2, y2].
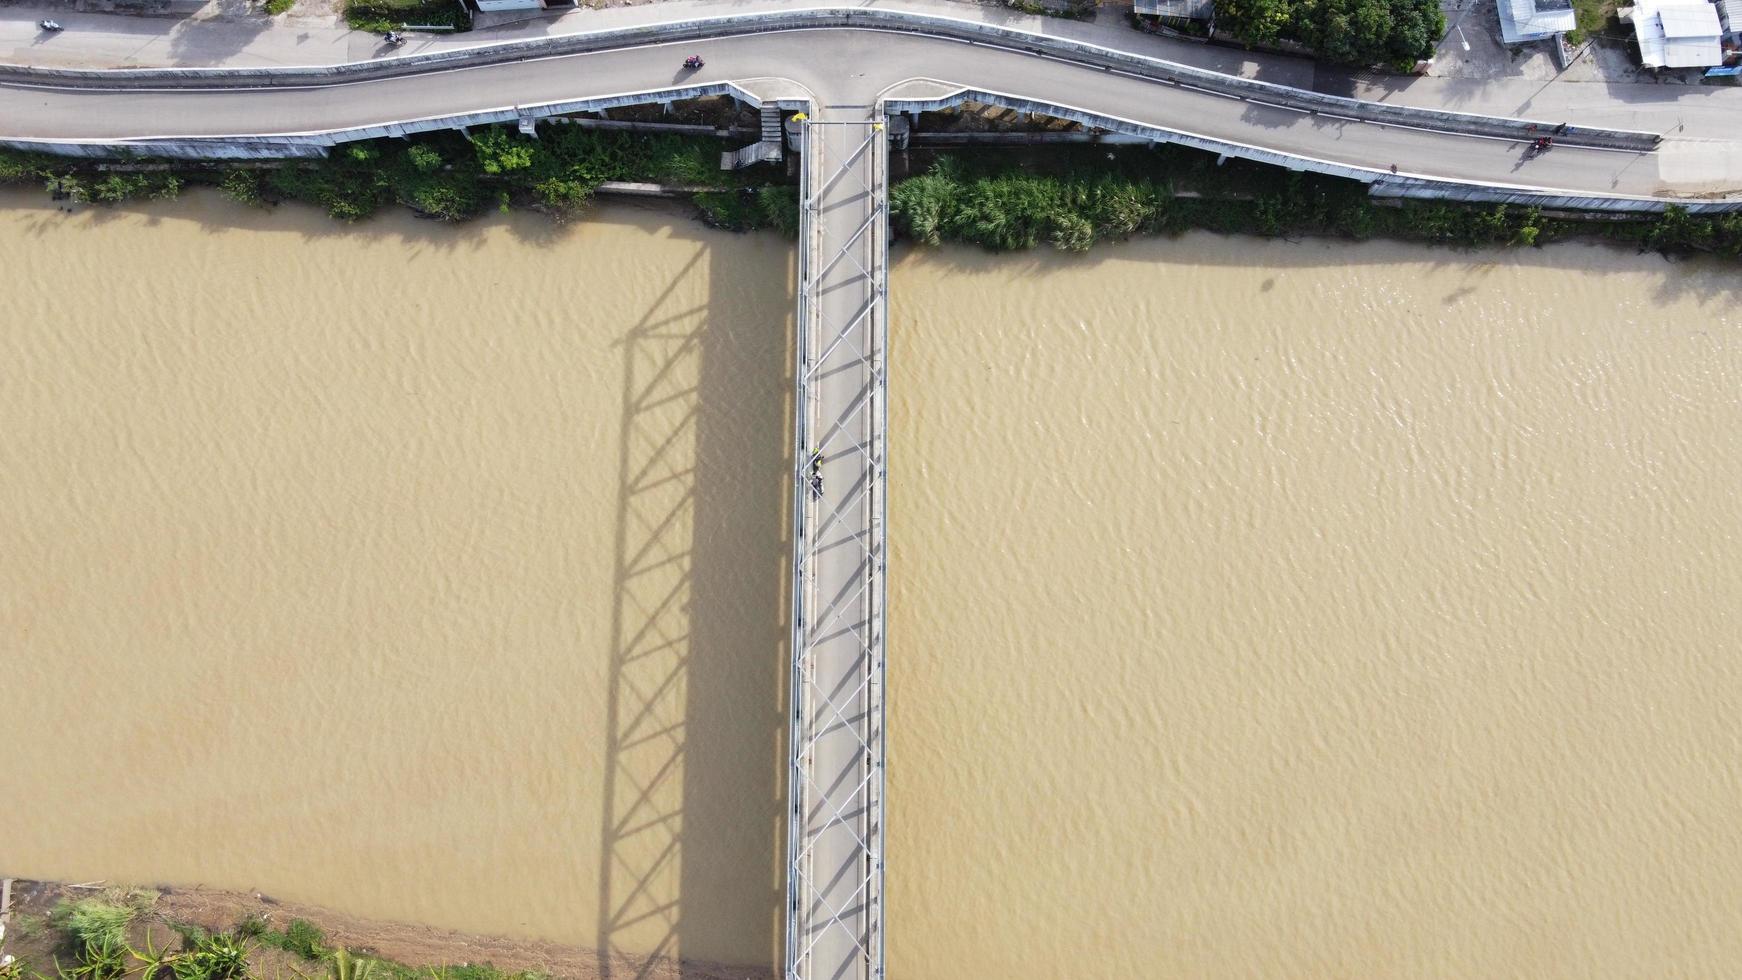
[0, 879, 771, 980]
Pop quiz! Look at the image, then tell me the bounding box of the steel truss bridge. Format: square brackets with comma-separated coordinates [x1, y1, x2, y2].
[786, 108, 890, 980]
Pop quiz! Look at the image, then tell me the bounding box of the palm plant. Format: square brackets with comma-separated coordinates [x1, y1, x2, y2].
[172, 933, 250, 980]
[325, 951, 375, 980]
[58, 935, 129, 980]
[128, 929, 183, 980]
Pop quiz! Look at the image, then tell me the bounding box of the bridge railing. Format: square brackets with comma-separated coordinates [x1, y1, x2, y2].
[784, 109, 817, 980]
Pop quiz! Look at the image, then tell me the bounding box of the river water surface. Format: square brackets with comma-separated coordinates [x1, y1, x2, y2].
[4, 190, 1741, 978]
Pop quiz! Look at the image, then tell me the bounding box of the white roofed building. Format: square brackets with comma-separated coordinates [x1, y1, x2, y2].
[1716, 0, 1742, 36]
[1625, 0, 1726, 66]
[1499, 0, 1577, 42]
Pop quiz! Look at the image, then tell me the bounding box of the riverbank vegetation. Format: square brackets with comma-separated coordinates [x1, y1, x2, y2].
[0, 125, 797, 232]
[2, 130, 1738, 259]
[888, 146, 1742, 258]
[1, 890, 547, 980]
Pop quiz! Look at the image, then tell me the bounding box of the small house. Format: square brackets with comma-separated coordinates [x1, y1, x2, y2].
[1625, 0, 1726, 67]
[1498, 0, 1577, 43]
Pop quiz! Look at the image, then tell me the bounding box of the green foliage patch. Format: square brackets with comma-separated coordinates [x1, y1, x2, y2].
[50, 901, 135, 952]
[344, 0, 468, 33]
[250, 918, 326, 961]
[888, 149, 1742, 258]
[1215, 0, 1444, 66]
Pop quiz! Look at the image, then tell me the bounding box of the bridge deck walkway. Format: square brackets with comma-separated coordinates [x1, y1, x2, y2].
[786, 105, 889, 980]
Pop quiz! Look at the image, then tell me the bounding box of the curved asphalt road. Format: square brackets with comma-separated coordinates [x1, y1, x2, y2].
[0, 28, 1678, 200]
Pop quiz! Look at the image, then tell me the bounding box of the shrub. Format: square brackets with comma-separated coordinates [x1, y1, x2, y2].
[44, 173, 88, 203]
[268, 919, 327, 960]
[264, 0, 295, 13]
[398, 171, 483, 220]
[533, 176, 594, 215]
[694, 190, 758, 230]
[1049, 210, 1095, 251]
[219, 170, 267, 206]
[174, 932, 251, 980]
[87, 172, 181, 204]
[647, 140, 715, 185]
[755, 185, 800, 237]
[0, 150, 45, 182]
[889, 169, 958, 246]
[471, 128, 536, 175]
[52, 900, 135, 951]
[406, 144, 444, 174]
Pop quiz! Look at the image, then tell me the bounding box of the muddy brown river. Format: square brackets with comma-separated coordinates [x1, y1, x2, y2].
[3, 190, 1741, 978]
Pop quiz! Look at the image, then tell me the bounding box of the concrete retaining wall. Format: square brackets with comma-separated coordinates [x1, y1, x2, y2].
[0, 137, 332, 160]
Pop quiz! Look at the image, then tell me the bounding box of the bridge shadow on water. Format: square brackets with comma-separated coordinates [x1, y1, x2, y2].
[594, 223, 794, 979]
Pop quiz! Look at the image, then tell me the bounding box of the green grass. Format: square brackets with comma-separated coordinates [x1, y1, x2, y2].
[9, 913, 46, 940]
[253, 918, 327, 960]
[345, 0, 468, 32]
[1567, 0, 1614, 44]
[264, 0, 296, 14]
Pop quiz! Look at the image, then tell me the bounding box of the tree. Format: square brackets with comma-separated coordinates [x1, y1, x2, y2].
[1288, 0, 1444, 66]
[1216, 0, 1292, 46]
[470, 126, 537, 175]
[1218, 0, 1443, 66]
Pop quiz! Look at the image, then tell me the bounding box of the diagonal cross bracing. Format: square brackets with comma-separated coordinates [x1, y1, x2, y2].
[786, 108, 889, 980]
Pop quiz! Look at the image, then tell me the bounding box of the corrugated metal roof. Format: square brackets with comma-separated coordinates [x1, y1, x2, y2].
[1500, 0, 1577, 41]
[1633, 0, 1725, 65]
[1134, 0, 1215, 17]
[1659, 3, 1720, 35]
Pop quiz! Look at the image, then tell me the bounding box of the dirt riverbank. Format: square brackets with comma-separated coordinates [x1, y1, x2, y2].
[0, 880, 771, 980]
